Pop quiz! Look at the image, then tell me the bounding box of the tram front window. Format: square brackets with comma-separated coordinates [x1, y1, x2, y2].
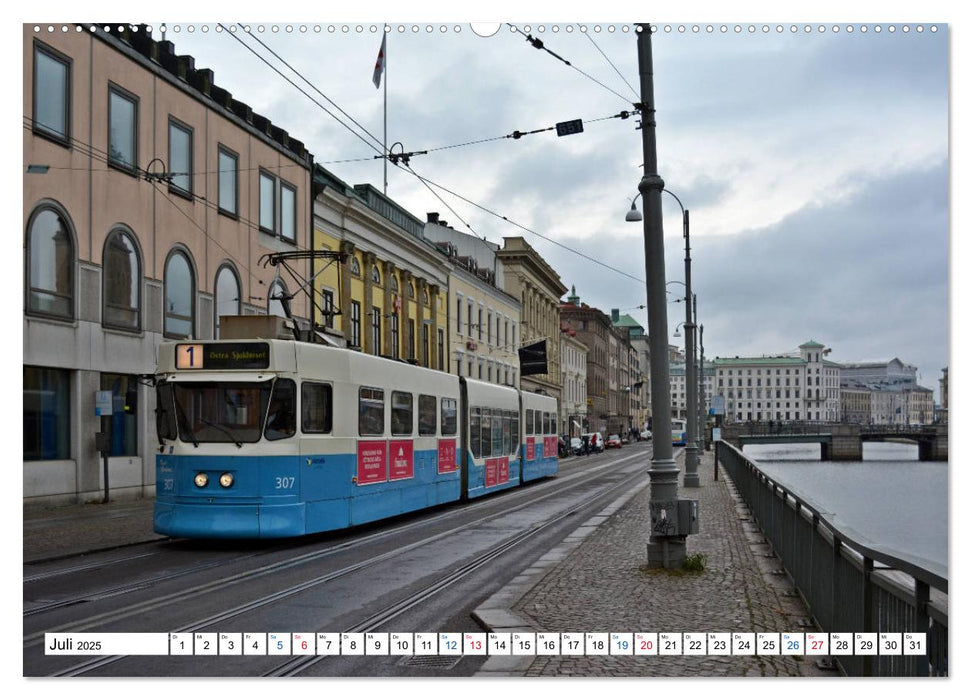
[171, 381, 271, 444]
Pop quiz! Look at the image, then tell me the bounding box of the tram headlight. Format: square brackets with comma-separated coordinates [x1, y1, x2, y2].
[219, 472, 234, 488]
[193, 473, 209, 488]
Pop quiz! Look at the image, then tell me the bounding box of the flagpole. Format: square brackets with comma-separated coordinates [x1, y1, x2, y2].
[383, 26, 388, 195]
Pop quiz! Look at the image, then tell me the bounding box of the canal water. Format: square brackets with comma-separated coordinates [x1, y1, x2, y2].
[742, 442, 948, 579]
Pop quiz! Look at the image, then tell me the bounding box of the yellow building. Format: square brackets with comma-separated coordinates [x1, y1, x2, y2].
[425, 215, 522, 386]
[311, 167, 448, 369]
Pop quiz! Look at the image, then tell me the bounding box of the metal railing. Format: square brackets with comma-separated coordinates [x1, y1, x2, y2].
[716, 441, 947, 676]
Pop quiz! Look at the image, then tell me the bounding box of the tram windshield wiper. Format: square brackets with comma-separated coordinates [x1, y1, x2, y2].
[199, 418, 243, 449]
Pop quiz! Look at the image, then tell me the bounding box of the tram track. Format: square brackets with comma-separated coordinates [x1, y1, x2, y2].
[29, 447, 653, 676]
[26, 449, 646, 636]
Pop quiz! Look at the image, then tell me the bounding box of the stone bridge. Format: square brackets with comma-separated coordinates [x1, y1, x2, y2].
[717, 422, 947, 461]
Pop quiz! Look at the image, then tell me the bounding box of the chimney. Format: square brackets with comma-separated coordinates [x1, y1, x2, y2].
[427, 212, 440, 224]
[611, 308, 620, 323]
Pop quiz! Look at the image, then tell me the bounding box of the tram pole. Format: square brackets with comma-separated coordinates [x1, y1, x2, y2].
[636, 23, 687, 567]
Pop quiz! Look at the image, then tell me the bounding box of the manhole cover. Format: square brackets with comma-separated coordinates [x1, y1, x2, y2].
[397, 655, 464, 670]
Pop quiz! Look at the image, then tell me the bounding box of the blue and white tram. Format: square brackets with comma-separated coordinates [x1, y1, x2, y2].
[153, 339, 558, 538]
[521, 391, 559, 482]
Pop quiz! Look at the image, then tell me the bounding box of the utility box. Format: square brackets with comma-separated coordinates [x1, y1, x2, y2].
[649, 499, 700, 537]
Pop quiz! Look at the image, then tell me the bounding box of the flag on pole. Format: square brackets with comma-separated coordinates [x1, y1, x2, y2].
[372, 34, 386, 88]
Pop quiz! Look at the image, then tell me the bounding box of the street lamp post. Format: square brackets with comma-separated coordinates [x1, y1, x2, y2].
[698, 323, 706, 451]
[633, 23, 689, 568]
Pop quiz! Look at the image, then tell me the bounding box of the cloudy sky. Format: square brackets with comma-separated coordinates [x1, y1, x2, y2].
[11, 2, 956, 404]
[163, 13, 950, 396]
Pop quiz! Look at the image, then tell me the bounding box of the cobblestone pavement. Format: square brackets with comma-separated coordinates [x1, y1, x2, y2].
[476, 448, 836, 677]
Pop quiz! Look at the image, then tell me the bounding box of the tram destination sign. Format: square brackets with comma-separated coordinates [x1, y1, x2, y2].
[176, 342, 270, 370]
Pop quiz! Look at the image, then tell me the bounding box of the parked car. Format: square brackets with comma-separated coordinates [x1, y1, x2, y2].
[569, 437, 583, 455]
[606, 434, 623, 449]
[640, 429, 653, 441]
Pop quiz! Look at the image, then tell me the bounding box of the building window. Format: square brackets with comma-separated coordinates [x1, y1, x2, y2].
[478, 307, 483, 341]
[372, 307, 382, 354]
[467, 299, 474, 336]
[438, 328, 445, 371]
[100, 373, 138, 457]
[268, 279, 288, 318]
[350, 301, 361, 348]
[24, 366, 71, 461]
[102, 229, 141, 331]
[408, 319, 415, 359]
[350, 256, 361, 277]
[259, 171, 276, 232]
[371, 265, 381, 285]
[25, 205, 74, 320]
[217, 146, 238, 216]
[422, 323, 430, 366]
[32, 42, 70, 144]
[168, 118, 193, 197]
[108, 85, 137, 173]
[163, 249, 195, 339]
[321, 289, 335, 328]
[214, 264, 240, 338]
[281, 181, 296, 242]
[391, 314, 400, 359]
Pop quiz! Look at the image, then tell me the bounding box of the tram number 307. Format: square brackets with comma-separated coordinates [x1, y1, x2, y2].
[275, 476, 295, 489]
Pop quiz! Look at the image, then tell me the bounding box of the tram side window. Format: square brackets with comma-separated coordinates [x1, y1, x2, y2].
[301, 382, 333, 434]
[470, 407, 481, 459]
[481, 408, 492, 459]
[265, 379, 296, 441]
[418, 394, 437, 436]
[502, 410, 511, 455]
[441, 398, 457, 436]
[359, 387, 385, 436]
[492, 410, 502, 456]
[525, 409, 534, 436]
[511, 410, 520, 449]
[543, 412, 551, 436]
[391, 391, 413, 436]
[551, 413, 557, 436]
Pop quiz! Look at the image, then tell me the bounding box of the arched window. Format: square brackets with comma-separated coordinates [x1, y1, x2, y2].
[214, 264, 241, 338]
[102, 228, 141, 330]
[371, 265, 381, 285]
[268, 279, 289, 318]
[26, 205, 74, 319]
[349, 257, 361, 276]
[164, 249, 195, 338]
[390, 275, 398, 293]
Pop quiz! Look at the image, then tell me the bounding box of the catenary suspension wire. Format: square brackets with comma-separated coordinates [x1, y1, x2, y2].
[506, 24, 635, 105]
[580, 25, 640, 100]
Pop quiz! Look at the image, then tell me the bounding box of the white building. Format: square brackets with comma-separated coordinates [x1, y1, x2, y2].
[711, 340, 841, 423]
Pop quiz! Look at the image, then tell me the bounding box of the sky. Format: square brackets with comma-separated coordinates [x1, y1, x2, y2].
[147, 11, 953, 398]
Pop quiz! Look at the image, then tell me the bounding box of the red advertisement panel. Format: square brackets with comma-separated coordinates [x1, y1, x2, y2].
[546, 436, 557, 457]
[357, 440, 387, 485]
[485, 458, 498, 487]
[437, 438, 457, 473]
[526, 437, 535, 461]
[389, 439, 414, 481]
[498, 456, 509, 484]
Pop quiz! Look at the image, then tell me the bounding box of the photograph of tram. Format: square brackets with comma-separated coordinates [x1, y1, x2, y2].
[153, 339, 559, 538]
